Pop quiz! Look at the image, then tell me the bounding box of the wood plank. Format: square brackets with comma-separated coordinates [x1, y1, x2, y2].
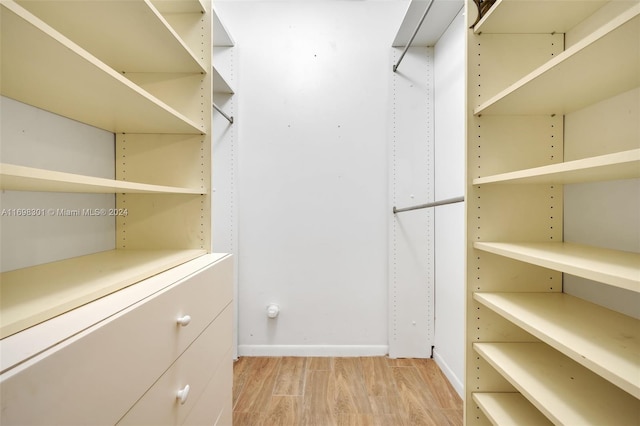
[273, 357, 307, 396]
[233, 357, 253, 408]
[473, 149, 640, 185]
[474, 342, 640, 425]
[232, 357, 280, 414]
[334, 358, 373, 414]
[308, 357, 334, 371]
[1, 1, 203, 134]
[475, 8, 640, 116]
[361, 357, 397, 397]
[0, 163, 203, 194]
[302, 370, 337, 424]
[392, 366, 444, 424]
[0, 249, 206, 339]
[474, 241, 640, 292]
[263, 396, 302, 426]
[472, 393, 552, 425]
[475, 292, 640, 398]
[413, 359, 463, 410]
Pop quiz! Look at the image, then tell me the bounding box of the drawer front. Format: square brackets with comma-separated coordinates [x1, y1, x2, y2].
[183, 349, 233, 426]
[0, 255, 233, 426]
[117, 305, 233, 426]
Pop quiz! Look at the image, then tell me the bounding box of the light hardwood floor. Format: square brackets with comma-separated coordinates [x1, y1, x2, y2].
[233, 357, 463, 426]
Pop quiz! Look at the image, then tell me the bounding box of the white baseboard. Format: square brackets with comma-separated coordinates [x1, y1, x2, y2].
[433, 349, 464, 398]
[237, 345, 389, 357]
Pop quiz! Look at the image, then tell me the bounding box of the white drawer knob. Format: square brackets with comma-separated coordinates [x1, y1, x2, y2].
[177, 384, 190, 405]
[176, 315, 192, 327]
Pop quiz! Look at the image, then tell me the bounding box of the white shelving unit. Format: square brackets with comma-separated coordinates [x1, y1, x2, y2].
[465, 0, 640, 424]
[474, 342, 639, 425]
[474, 292, 640, 398]
[0, 0, 212, 336]
[392, 0, 463, 46]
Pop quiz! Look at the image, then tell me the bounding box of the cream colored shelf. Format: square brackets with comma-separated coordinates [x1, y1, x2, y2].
[474, 343, 640, 425]
[474, 292, 640, 398]
[1, 1, 203, 134]
[213, 4, 234, 47]
[472, 393, 552, 426]
[16, 0, 205, 73]
[213, 65, 235, 94]
[0, 249, 207, 339]
[474, 0, 607, 34]
[474, 7, 640, 116]
[152, 0, 205, 14]
[474, 242, 640, 292]
[473, 149, 640, 185]
[0, 164, 204, 194]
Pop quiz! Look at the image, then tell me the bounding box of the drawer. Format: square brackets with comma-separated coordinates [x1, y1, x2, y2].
[117, 305, 233, 425]
[183, 349, 233, 426]
[0, 255, 233, 426]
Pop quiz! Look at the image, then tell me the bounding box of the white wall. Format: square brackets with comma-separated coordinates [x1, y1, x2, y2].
[433, 7, 465, 396]
[216, 1, 407, 356]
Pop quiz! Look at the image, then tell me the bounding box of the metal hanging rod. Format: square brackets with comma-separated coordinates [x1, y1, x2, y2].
[393, 196, 464, 214]
[213, 102, 234, 124]
[393, 0, 436, 73]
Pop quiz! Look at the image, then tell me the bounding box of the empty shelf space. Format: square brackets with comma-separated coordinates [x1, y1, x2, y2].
[473, 149, 640, 185]
[474, 292, 640, 398]
[474, 0, 607, 34]
[474, 242, 640, 292]
[1, 2, 203, 134]
[213, 65, 234, 94]
[473, 393, 552, 426]
[0, 164, 204, 194]
[475, 7, 640, 116]
[474, 342, 640, 425]
[0, 249, 207, 339]
[15, 0, 205, 73]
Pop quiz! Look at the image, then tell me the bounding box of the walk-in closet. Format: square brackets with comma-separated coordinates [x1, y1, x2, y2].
[1, 0, 638, 425]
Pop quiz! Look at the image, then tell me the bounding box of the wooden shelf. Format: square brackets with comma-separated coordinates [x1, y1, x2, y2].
[1, 1, 203, 134]
[0, 249, 207, 339]
[152, 0, 205, 14]
[473, 149, 640, 185]
[213, 65, 235, 94]
[0, 164, 204, 194]
[473, 393, 552, 426]
[213, 4, 234, 47]
[392, 0, 464, 47]
[474, 0, 607, 34]
[474, 242, 640, 292]
[16, 0, 205, 73]
[474, 343, 640, 425]
[474, 7, 640, 116]
[474, 292, 640, 398]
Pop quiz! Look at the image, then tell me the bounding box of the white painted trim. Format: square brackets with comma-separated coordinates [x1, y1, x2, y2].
[237, 345, 389, 358]
[433, 349, 464, 398]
